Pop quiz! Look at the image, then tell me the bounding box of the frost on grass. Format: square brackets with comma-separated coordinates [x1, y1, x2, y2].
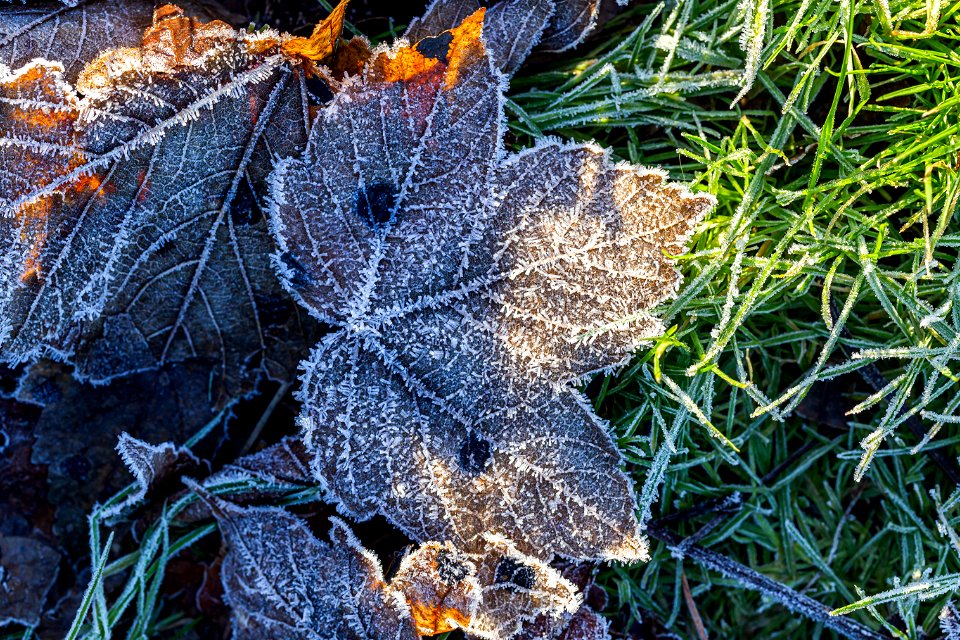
[103, 432, 198, 520]
[197, 490, 419, 640]
[270, 9, 713, 562]
[942, 602, 960, 639]
[0, 3, 350, 399]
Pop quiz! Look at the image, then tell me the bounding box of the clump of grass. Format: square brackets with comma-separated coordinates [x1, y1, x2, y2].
[23, 1, 960, 639]
[508, 0, 960, 636]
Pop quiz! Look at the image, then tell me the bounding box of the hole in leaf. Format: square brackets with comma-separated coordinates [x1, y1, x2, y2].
[279, 251, 311, 289]
[493, 557, 536, 591]
[415, 32, 454, 62]
[354, 182, 397, 228]
[305, 75, 333, 106]
[458, 430, 491, 475]
[230, 178, 262, 226]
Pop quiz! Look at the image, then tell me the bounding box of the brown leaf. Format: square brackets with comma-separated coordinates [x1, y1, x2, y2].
[516, 605, 612, 640]
[0, 3, 341, 400]
[390, 541, 480, 635]
[467, 535, 581, 639]
[270, 11, 712, 561]
[407, 0, 601, 74]
[196, 489, 419, 640]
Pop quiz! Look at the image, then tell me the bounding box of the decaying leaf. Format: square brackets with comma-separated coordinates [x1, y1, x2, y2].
[103, 431, 199, 520]
[270, 9, 712, 561]
[196, 489, 419, 640]
[390, 541, 481, 635]
[197, 484, 579, 640]
[516, 605, 611, 640]
[0, 1, 179, 82]
[538, 0, 602, 52]
[0, 1, 347, 398]
[467, 535, 580, 639]
[0, 535, 59, 628]
[177, 435, 314, 523]
[407, 0, 600, 75]
[406, 0, 552, 75]
[515, 560, 610, 640]
[21, 359, 220, 556]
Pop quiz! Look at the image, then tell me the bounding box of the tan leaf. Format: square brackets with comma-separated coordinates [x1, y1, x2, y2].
[269, 11, 712, 562]
[197, 490, 419, 640]
[390, 541, 481, 635]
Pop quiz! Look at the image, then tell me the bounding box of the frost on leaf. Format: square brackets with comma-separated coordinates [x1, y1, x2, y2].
[0, 0, 234, 82]
[390, 541, 481, 635]
[466, 535, 580, 639]
[103, 432, 198, 520]
[406, 0, 552, 75]
[406, 0, 600, 75]
[0, 3, 348, 398]
[516, 605, 610, 640]
[179, 436, 314, 523]
[199, 491, 418, 640]
[270, 10, 712, 562]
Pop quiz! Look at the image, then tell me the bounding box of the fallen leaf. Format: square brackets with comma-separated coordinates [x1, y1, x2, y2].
[390, 541, 481, 635]
[516, 605, 611, 640]
[539, 0, 601, 52]
[0, 535, 60, 628]
[0, 1, 243, 82]
[406, 0, 552, 75]
[406, 0, 601, 74]
[467, 535, 580, 639]
[195, 488, 419, 640]
[102, 432, 200, 521]
[0, 1, 348, 400]
[21, 359, 220, 557]
[270, 10, 712, 561]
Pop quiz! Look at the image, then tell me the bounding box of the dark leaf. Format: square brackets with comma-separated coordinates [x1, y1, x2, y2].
[0, 2, 345, 399]
[0, 535, 59, 628]
[197, 490, 419, 640]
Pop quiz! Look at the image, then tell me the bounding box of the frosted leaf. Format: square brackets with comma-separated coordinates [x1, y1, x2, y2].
[104, 432, 198, 520]
[390, 541, 481, 635]
[270, 9, 712, 561]
[198, 491, 419, 640]
[0, 3, 346, 397]
[216, 435, 312, 487]
[0, 535, 59, 628]
[0, 0, 231, 82]
[515, 605, 610, 640]
[944, 602, 960, 640]
[179, 436, 314, 522]
[466, 534, 580, 639]
[538, 0, 601, 52]
[407, 0, 552, 75]
[407, 0, 600, 72]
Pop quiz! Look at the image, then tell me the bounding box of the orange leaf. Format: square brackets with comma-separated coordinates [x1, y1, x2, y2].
[371, 7, 485, 89]
[280, 0, 350, 69]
